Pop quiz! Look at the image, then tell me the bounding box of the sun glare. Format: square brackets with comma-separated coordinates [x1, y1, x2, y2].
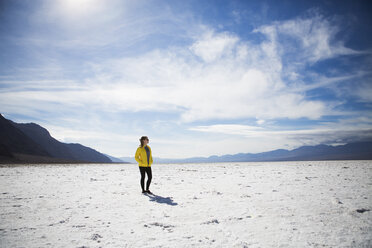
[57, 0, 104, 18]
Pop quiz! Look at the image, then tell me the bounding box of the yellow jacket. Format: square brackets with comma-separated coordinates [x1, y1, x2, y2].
[135, 145, 153, 167]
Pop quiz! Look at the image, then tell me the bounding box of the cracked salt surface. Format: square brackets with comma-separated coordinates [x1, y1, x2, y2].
[0, 161, 371, 247]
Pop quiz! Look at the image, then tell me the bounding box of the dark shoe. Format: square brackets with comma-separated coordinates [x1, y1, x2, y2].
[146, 190, 153, 194]
[142, 190, 147, 194]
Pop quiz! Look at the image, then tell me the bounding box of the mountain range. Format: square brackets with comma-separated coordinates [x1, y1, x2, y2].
[1, 114, 371, 164]
[0, 114, 112, 163]
[120, 142, 372, 164]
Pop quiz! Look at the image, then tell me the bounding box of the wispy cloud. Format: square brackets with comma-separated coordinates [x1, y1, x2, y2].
[0, 30, 328, 122]
[189, 121, 372, 147]
[255, 12, 361, 64]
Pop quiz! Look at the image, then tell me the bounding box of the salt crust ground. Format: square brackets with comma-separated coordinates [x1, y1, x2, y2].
[0, 161, 371, 247]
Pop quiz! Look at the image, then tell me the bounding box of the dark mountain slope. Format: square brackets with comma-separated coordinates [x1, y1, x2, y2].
[65, 143, 111, 163]
[0, 115, 50, 157]
[0, 114, 111, 163]
[12, 121, 111, 163]
[11, 122, 76, 160]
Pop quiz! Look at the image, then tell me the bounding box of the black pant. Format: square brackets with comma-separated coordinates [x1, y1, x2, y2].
[139, 166, 152, 191]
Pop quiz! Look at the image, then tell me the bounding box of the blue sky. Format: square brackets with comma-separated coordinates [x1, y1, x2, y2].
[1, 0, 372, 158]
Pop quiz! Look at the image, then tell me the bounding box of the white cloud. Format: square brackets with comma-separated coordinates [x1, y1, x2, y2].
[256, 119, 265, 125]
[4, 11, 365, 125]
[189, 124, 264, 135]
[1, 26, 330, 123]
[75, 27, 329, 122]
[190, 31, 239, 62]
[255, 14, 360, 64]
[353, 81, 372, 102]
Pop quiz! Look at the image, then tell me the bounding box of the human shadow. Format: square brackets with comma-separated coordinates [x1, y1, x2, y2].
[145, 194, 178, 206]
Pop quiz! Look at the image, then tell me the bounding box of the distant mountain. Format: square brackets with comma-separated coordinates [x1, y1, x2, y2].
[144, 142, 372, 164]
[119, 156, 136, 163]
[104, 154, 130, 163]
[0, 114, 111, 163]
[210, 142, 372, 162]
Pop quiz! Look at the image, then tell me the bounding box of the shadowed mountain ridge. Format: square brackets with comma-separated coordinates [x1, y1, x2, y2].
[0, 114, 111, 163]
